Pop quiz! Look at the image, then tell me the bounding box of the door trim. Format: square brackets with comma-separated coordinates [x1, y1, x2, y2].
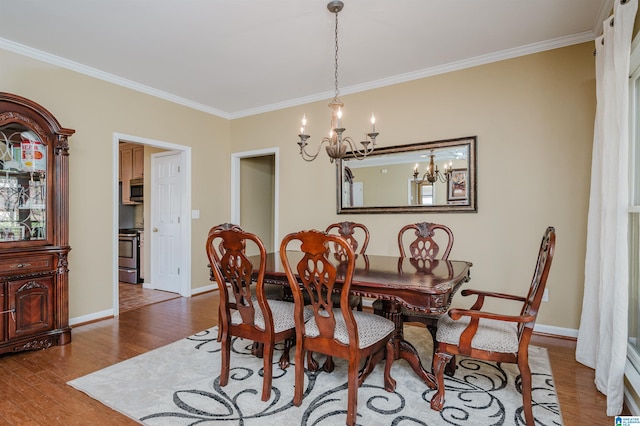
[231, 148, 279, 252]
[112, 133, 192, 317]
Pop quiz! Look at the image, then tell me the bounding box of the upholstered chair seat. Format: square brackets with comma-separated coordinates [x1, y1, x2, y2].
[436, 315, 519, 354]
[231, 299, 312, 332]
[304, 309, 395, 349]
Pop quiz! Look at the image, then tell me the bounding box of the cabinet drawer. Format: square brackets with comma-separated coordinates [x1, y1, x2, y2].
[0, 255, 56, 275]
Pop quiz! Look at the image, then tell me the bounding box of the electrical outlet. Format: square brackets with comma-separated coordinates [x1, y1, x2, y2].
[542, 288, 549, 302]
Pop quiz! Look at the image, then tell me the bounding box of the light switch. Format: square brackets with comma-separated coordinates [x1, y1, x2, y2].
[191, 210, 200, 219]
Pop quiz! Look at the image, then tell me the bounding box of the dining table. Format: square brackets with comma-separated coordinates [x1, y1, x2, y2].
[249, 251, 473, 389]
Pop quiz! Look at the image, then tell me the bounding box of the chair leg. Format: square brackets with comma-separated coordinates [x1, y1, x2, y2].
[279, 337, 293, 370]
[220, 333, 231, 387]
[518, 358, 535, 426]
[252, 342, 264, 358]
[430, 351, 452, 411]
[346, 357, 359, 426]
[261, 342, 273, 401]
[322, 355, 335, 372]
[307, 351, 320, 371]
[426, 323, 456, 376]
[293, 345, 305, 406]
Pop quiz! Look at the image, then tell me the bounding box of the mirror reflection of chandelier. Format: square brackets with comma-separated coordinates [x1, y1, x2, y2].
[413, 150, 453, 184]
[296, 1, 379, 163]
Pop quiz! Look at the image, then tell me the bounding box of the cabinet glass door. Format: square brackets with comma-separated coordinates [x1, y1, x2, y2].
[0, 124, 47, 242]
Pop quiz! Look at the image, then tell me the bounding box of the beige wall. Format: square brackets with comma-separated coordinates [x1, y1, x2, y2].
[1, 40, 595, 330]
[231, 42, 595, 330]
[1, 48, 231, 319]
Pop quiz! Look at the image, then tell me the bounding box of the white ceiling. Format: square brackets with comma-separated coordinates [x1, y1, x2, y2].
[0, 0, 610, 119]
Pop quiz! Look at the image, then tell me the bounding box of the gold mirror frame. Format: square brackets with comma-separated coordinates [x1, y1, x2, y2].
[336, 136, 477, 214]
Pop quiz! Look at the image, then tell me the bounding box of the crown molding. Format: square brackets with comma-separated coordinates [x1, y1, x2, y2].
[229, 31, 597, 119]
[0, 37, 232, 119]
[1, 31, 596, 121]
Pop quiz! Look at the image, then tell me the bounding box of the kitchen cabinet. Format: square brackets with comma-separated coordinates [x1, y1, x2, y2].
[0, 92, 74, 354]
[119, 143, 143, 205]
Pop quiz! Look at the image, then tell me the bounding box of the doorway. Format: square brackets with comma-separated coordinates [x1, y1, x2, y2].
[231, 148, 279, 252]
[113, 133, 192, 316]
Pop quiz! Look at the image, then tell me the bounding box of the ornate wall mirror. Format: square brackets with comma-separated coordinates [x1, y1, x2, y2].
[337, 136, 477, 214]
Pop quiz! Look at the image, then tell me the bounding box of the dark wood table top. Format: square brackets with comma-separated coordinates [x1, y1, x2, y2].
[254, 252, 472, 314]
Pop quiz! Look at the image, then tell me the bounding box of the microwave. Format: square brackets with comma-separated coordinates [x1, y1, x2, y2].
[130, 178, 144, 202]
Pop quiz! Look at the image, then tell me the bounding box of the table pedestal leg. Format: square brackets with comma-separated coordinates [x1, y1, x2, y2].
[374, 300, 437, 389]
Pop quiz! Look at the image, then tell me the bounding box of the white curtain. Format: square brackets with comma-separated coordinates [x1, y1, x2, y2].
[576, 0, 638, 416]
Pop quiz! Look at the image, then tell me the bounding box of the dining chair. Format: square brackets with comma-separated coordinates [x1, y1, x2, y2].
[374, 222, 456, 372]
[280, 229, 396, 426]
[430, 226, 556, 426]
[206, 223, 310, 401]
[397, 221, 454, 262]
[208, 223, 285, 347]
[325, 221, 370, 312]
[325, 221, 370, 259]
[295, 221, 370, 372]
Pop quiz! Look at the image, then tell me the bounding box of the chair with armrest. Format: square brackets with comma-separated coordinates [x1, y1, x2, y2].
[430, 226, 556, 426]
[373, 222, 456, 372]
[206, 223, 310, 401]
[280, 229, 396, 426]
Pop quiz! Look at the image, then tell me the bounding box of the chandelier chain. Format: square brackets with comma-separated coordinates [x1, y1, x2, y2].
[334, 9, 340, 102]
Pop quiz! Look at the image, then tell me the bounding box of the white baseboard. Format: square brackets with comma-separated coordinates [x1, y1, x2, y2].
[69, 309, 114, 326]
[69, 285, 215, 326]
[533, 323, 578, 339]
[192, 284, 216, 295]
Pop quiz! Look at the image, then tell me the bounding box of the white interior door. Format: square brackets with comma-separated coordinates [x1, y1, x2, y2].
[151, 151, 182, 293]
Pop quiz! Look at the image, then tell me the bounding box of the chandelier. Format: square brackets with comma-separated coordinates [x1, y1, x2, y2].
[413, 150, 453, 184]
[297, 1, 379, 163]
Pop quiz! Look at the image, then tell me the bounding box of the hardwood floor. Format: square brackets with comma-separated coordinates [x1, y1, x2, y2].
[0, 291, 618, 425]
[118, 282, 180, 313]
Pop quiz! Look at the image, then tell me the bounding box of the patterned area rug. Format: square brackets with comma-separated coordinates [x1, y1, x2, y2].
[68, 326, 562, 425]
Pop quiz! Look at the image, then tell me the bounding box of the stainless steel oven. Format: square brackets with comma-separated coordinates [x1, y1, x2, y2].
[119, 229, 141, 283]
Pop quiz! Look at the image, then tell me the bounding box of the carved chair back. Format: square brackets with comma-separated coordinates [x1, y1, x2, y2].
[281, 229, 357, 343]
[206, 223, 268, 332]
[397, 222, 454, 261]
[325, 221, 370, 260]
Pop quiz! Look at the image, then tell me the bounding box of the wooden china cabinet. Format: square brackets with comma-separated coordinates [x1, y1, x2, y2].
[0, 93, 75, 354]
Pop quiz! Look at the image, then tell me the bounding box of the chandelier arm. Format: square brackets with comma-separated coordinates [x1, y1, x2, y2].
[340, 136, 374, 159]
[299, 137, 332, 162]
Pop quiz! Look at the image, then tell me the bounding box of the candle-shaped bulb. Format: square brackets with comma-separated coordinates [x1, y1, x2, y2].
[300, 127, 304, 135]
[371, 114, 376, 132]
[337, 108, 343, 128]
[414, 163, 418, 173]
[302, 114, 307, 127]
